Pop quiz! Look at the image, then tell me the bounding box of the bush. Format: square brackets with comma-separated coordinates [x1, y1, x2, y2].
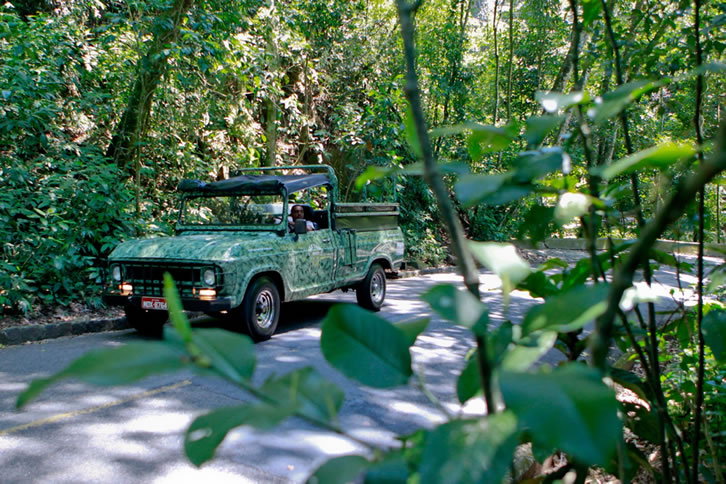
[0, 153, 140, 313]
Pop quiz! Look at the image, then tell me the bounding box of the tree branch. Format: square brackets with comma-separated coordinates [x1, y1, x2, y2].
[396, 0, 496, 413]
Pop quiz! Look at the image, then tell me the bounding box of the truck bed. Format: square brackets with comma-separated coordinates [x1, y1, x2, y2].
[334, 203, 399, 231]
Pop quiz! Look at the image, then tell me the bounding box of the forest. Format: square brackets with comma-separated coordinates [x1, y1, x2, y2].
[3, 0, 726, 482]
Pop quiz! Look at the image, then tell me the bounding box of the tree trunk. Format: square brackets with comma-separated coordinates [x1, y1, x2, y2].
[263, 0, 280, 167]
[548, 20, 591, 95]
[264, 98, 278, 167]
[105, 0, 195, 174]
[506, 0, 514, 122]
[492, 0, 500, 125]
[434, 0, 471, 155]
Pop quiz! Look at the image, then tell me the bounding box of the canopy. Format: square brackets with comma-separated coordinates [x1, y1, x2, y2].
[178, 174, 330, 195]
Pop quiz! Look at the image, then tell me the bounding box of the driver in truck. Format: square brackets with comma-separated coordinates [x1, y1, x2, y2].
[289, 204, 317, 232]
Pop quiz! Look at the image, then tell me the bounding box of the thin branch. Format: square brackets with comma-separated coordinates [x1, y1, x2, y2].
[691, 0, 707, 480]
[415, 363, 456, 419]
[599, 1, 680, 479]
[396, 0, 496, 413]
[568, 0, 604, 284]
[590, 120, 726, 370]
[234, 376, 383, 452]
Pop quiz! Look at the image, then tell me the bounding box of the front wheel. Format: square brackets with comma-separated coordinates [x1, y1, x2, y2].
[241, 277, 280, 342]
[124, 304, 168, 338]
[356, 264, 386, 311]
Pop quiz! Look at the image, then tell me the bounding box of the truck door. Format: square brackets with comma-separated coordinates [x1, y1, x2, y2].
[335, 229, 357, 280]
[286, 227, 337, 296]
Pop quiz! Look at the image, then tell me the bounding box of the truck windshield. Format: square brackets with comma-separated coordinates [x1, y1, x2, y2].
[181, 194, 284, 227]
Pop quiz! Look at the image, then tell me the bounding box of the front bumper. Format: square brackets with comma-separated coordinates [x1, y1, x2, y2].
[104, 294, 233, 312]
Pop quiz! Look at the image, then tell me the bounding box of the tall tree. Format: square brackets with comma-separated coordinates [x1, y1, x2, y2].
[105, 0, 196, 174]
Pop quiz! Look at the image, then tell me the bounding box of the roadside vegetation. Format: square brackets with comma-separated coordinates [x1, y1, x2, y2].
[4, 0, 726, 481]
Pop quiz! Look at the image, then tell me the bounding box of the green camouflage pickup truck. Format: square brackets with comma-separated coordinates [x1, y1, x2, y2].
[103, 165, 405, 341]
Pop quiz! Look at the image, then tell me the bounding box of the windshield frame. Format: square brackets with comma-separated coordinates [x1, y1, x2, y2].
[176, 190, 288, 232]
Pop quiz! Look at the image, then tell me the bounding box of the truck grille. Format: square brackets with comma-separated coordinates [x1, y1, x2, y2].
[122, 262, 219, 298]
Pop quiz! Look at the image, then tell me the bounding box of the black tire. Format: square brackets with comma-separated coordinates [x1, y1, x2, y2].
[241, 277, 280, 342]
[356, 263, 386, 311]
[124, 304, 168, 338]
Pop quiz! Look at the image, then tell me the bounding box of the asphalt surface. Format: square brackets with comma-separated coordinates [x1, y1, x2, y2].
[0, 250, 718, 483]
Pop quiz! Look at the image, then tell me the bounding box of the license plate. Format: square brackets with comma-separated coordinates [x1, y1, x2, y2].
[141, 297, 167, 311]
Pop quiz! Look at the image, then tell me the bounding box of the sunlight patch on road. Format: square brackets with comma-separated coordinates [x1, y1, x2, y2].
[0, 380, 191, 436]
[389, 400, 446, 424]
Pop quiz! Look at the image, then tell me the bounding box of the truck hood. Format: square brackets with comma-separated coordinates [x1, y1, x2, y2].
[108, 232, 281, 262]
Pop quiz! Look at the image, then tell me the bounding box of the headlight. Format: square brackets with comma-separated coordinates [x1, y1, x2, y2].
[203, 268, 216, 286]
[111, 265, 122, 282]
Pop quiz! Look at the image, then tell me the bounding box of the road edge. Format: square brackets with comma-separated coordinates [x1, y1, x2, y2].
[0, 266, 458, 347]
[0, 317, 130, 347]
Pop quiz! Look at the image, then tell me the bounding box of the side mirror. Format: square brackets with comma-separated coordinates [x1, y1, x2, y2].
[294, 219, 307, 235]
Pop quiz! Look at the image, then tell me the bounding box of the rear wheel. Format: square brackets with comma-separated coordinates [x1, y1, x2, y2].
[124, 304, 168, 338]
[356, 263, 386, 311]
[241, 277, 280, 342]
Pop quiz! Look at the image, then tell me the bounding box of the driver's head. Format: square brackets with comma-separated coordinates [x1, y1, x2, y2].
[291, 205, 305, 220]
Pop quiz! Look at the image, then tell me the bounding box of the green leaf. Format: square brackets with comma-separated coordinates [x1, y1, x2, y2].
[307, 455, 369, 484]
[455, 173, 532, 207]
[537, 174, 579, 191]
[650, 248, 694, 273]
[355, 162, 468, 190]
[469, 242, 531, 298]
[517, 205, 555, 244]
[512, 149, 569, 182]
[707, 264, 726, 292]
[395, 318, 430, 346]
[185, 402, 295, 467]
[595, 142, 695, 180]
[500, 331, 557, 371]
[703, 309, 726, 362]
[466, 124, 514, 161]
[693, 62, 726, 75]
[430, 121, 514, 140]
[581, 0, 602, 26]
[457, 354, 481, 404]
[418, 413, 519, 484]
[524, 115, 566, 146]
[621, 400, 661, 444]
[404, 105, 422, 158]
[355, 165, 393, 190]
[522, 284, 610, 336]
[321, 305, 412, 388]
[488, 322, 515, 366]
[610, 368, 651, 402]
[364, 452, 410, 483]
[17, 342, 188, 408]
[500, 364, 621, 466]
[457, 324, 520, 403]
[191, 329, 256, 384]
[392, 161, 471, 176]
[260, 367, 344, 423]
[536, 91, 590, 113]
[589, 80, 662, 124]
[554, 192, 593, 225]
[164, 273, 192, 341]
[560, 242, 632, 291]
[421, 284, 488, 330]
[517, 271, 560, 299]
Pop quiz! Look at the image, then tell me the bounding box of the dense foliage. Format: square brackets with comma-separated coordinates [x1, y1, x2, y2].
[2, 0, 724, 314]
[5, 0, 726, 482]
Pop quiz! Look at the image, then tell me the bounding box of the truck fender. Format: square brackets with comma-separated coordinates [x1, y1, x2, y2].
[239, 267, 287, 303]
[364, 255, 393, 273]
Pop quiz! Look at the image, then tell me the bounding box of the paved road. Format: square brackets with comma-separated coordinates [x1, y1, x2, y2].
[0, 252, 715, 483]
